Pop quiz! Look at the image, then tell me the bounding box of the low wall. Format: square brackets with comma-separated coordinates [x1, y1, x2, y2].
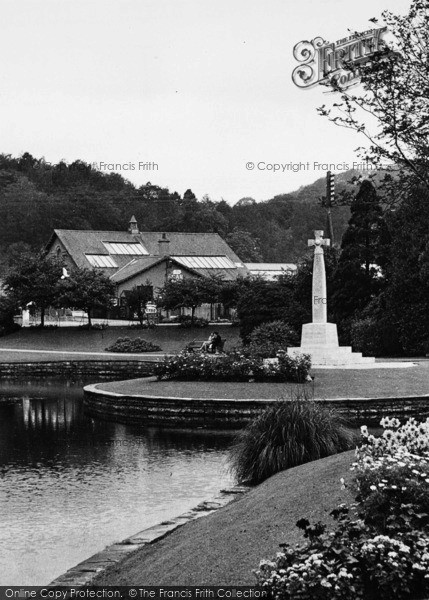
[0, 361, 155, 380]
[83, 385, 429, 428]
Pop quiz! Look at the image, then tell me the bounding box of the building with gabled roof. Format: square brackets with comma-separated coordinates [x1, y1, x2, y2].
[45, 217, 249, 319]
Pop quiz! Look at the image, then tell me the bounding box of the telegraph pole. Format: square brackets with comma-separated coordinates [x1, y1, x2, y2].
[325, 171, 335, 245]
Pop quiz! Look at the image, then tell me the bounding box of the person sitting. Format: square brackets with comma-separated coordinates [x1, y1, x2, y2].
[201, 331, 222, 353]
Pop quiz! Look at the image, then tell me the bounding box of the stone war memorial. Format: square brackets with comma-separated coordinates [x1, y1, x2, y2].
[288, 230, 376, 366]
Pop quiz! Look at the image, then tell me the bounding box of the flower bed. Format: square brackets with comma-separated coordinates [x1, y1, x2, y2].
[257, 416, 429, 599]
[105, 337, 161, 353]
[153, 351, 311, 383]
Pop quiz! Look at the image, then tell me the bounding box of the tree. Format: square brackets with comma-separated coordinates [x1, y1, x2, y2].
[225, 228, 263, 262]
[318, 0, 429, 192]
[4, 253, 63, 327]
[158, 276, 221, 324]
[58, 268, 115, 328]
[236, 275, 307, 342]
[330, 181, 390, 325]
[382, 182, 429, 354]
[125, 283, 154, 327]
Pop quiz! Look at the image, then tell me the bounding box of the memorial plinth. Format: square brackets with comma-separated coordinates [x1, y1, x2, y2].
[287, 230, 375, 367]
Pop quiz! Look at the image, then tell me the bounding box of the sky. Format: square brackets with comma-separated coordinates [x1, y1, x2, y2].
[1, 0, 410, 203]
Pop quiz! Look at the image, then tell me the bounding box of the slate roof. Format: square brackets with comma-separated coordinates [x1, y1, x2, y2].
[46, 228, 249, 282]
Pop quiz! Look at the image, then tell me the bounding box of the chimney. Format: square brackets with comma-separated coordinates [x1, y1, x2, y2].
[158, 232, 170, 256]
[128, 215, 139, 235]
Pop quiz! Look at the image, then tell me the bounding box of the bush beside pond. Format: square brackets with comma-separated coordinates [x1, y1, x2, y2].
[153, 351, 311, 383]
[105, 337, 161, 353]
[229, 399, 353, 484]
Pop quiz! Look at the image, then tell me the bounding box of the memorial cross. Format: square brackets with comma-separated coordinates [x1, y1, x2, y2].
[308, 230, 330, 323]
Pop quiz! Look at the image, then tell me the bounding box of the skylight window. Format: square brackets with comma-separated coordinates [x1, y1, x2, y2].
[103, 242, 148, 255]
[86, 255, 118, 268]
[173, 256, 236, 269]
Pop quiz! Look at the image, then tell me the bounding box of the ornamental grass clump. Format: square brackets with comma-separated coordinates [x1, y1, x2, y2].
[229, 398, 353, 484]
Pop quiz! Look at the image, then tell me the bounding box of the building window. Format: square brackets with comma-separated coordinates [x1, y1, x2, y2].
[172, 255, 236, 269]
[103, 242, 148, 255]
[86, 255, 118, 268]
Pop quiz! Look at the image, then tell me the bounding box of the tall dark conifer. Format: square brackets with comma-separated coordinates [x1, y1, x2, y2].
[331, 180, 390, 322]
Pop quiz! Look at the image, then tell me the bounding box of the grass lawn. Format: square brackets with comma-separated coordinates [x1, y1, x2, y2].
[98, 360, 429, 400]
[0, 325, 240, 361]
[93, 450, 354, 586]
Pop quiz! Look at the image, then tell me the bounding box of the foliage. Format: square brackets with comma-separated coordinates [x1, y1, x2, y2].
[350, 315, 400, 357]
[257, 416, 429, 599]
[78, 322, 108, 330]
[177, 315, 209, 328]
[248, 320, 299, 358]
[331, 181, 390, 323]
[105, 337, 161, 353]
[353, 418, 429, 536]
[356, 416, 429, 459]
[153, 351, 311, 383]
[318, 0, 429, 192]
[57, 268, 115, 328]
[236, 275, 307, 342]
[3, 253, 63, 327]
[158, 276, 221, 324]
[229, 399, 353, 484]
[0, 295, 20, 336]
[0, 152, 353, 264]
[127, 322, 156, 329]
[383, 184, 429, 354]
[124, 284, 154, 327]
[225, 228, 263, 261]
[257, 507, 429, 600]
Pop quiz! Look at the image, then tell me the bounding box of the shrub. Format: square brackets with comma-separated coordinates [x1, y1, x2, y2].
[256, 508, 429, 600]
[229, 399, 353, 484]
[257, 415, 429, 599]
[0, 296, 21, 337]
[351, 316, 402, 357]
[353, 417, 429, 535]
[153, 352, 311, 383]
[177, 316, 209, 328]
[105, 337, 161, 352]
[248, 320, 299, 358]
[78, 322, 109, 330]
[127, 322, 156, 329]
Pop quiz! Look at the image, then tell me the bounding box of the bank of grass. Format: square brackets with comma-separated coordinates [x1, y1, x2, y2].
[93, 451, 354, 586]
[0, 325, 240, 358]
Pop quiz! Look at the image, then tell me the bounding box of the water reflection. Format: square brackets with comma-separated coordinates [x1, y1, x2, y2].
[0, 381, 234, 586]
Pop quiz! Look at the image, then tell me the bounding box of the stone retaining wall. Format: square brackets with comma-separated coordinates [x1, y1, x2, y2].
[83, 385, 429, 428]
[0, 361, 155, 380]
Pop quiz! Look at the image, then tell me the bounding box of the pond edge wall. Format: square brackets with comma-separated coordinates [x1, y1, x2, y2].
[83, 384, 429, 428]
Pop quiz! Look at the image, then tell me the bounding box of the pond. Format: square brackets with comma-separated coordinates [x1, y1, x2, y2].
[0, 380, 234, 585]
